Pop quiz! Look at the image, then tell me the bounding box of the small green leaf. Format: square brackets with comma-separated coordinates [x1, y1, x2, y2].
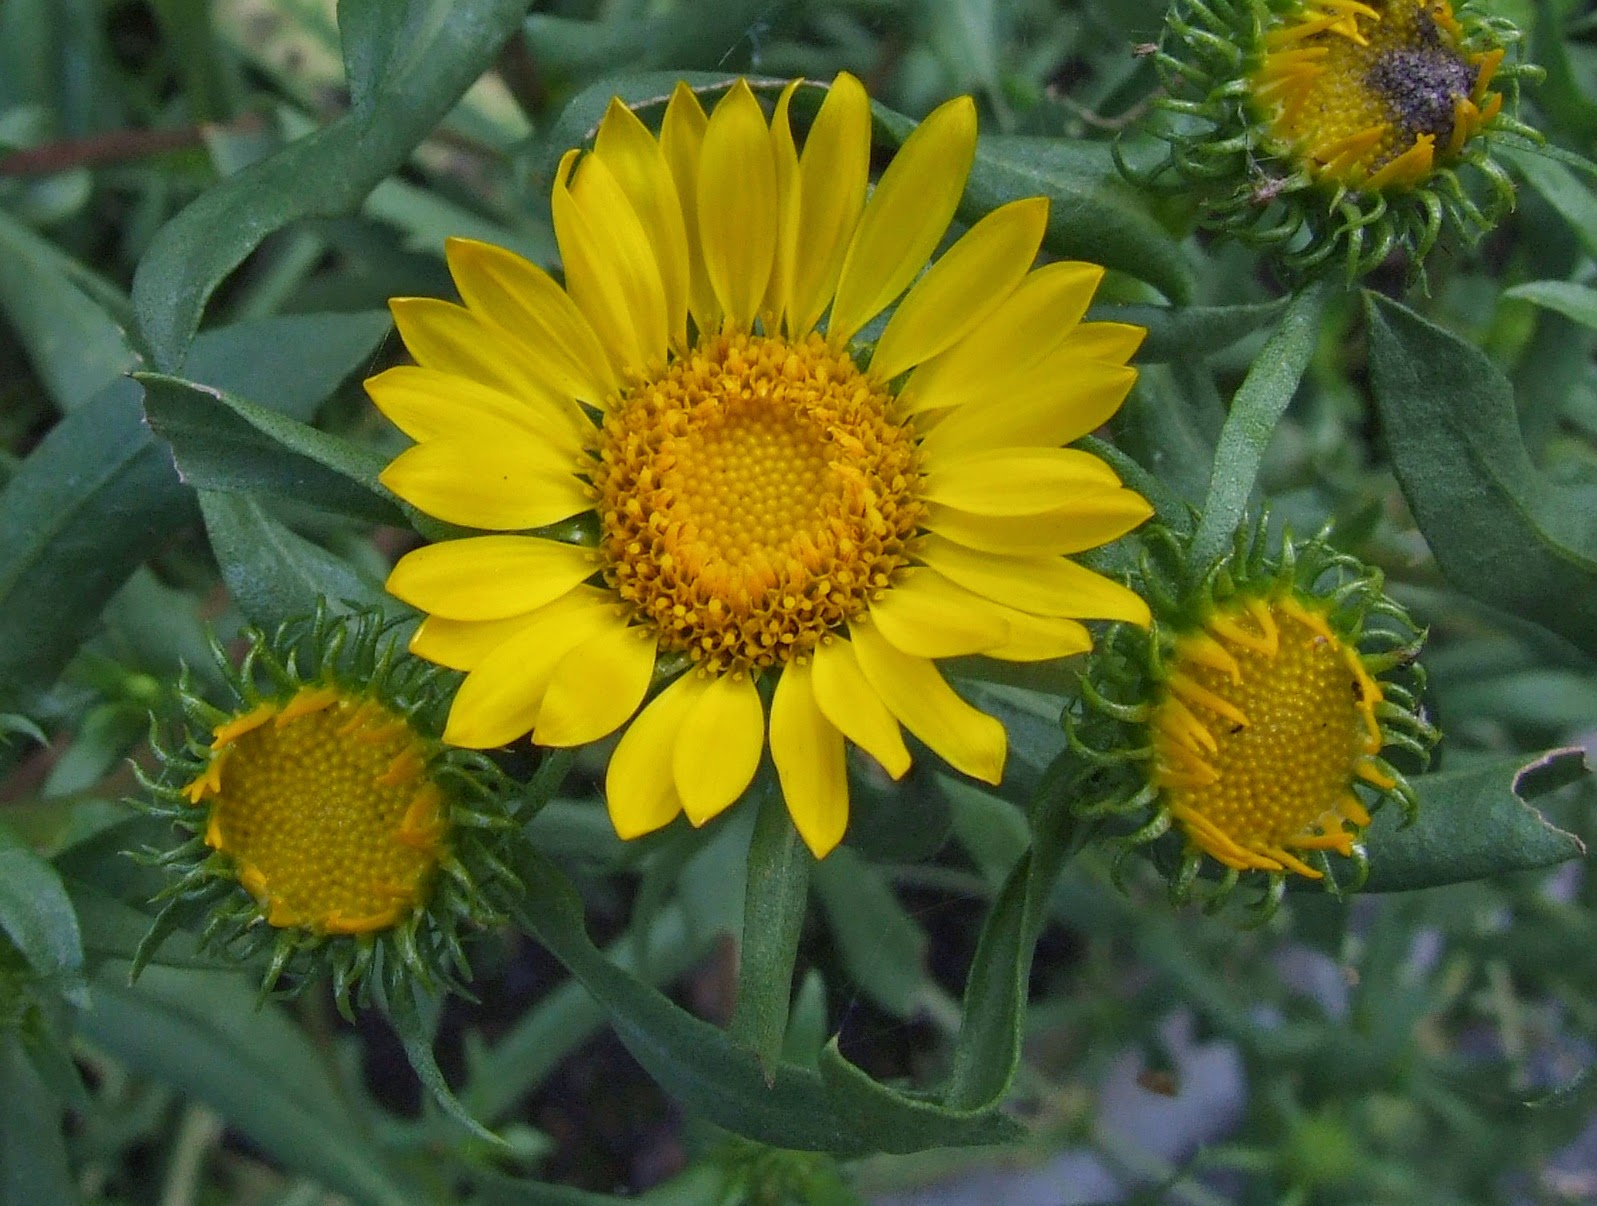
[813, 847, 929, 1020]
[1361, 750, 1587, 891]
[0, 824, 85, 1003]
[1095, 298, 1291, 364]
[78, 966, 420, 1206]
[0, 207, 140, 412]
[198, 492, 396, 631]
[730, 785, 812, 1076]
[1188, 283, 1327, 572]
[1505, 280, 1597, 331]
[1506, 147, 1597, 259]
[139, 372, 404, 526]
[386, 980, 508, 1149]
[1365, 291, 1597, 654]
[132, 0, 529, 371]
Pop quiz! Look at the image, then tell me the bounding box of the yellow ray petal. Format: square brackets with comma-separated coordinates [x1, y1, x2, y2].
[923, 447, 1123, 514]
[534, 615, 658, 746]
[365, 365, 588, 457]
[442, 238, 617, 407]
[606, 672, 702, 839]
[918, 535, 1151, 624]
[389, 297, 580, 415]
[660, 83, 720, 335]
[784, 72, 870, 339]
[762, 79, 802, 328]
[698, 80, 778, 330]
[378, 438, 592, 531]
[1052, 321, 1146, 365]
[674, 670, 764, 826]
[848, 620, 1005, 784]
[441, 595, 614, 748]
[593, 99, 691, 349]
[866, 567, 1010, 658]
[896, 261, 1107, 414]
[410, 585, 613, 670]
[870, 197, 1048, 383]
[770, 660, 850, 858]
[918, 361, 1138, 457]
[552, 149, 668, 376]
[924, 489, 1154, 555]
[810, 636, 911, 779]
[982, 606, 1094, 662]
[387, 535, 598, 620]
[828, 95, 978, 348]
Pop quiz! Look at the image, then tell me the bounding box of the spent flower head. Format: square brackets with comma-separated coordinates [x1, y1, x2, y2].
[1070, 523, 1438, 916]
[372, 74, 1155, 859]
[1139, 0, 1537, 278]
[138, 606, 522, 1012]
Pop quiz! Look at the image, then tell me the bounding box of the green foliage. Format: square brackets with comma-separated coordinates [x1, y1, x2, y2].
[2, 0, 1595, 1200]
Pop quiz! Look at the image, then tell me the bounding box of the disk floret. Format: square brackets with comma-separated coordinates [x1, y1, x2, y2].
[138, 606, 522, 1011]
[1138, 0, 1537, 278]
[1070, 525, 1438, 914]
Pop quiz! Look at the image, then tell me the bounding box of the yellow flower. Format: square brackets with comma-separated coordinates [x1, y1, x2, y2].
[1072, 530, 1437, 907]
[372, 75, 1152, 859]
[1150, 589, 1390, 878]
[183, 685, 447, 935]
[1253, 0, 1503, 191]
[140, 609, 517, 1007]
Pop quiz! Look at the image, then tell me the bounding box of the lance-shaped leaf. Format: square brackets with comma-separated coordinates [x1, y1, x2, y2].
[1365, 292, 1597, 655]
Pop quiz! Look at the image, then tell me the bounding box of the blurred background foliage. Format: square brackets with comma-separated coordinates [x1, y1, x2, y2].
[1, 0, 1596, 1202]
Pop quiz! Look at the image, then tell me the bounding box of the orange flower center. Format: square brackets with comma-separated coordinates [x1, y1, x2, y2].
[1151, 593, 1393, 878]
[590, 330, 923, 673]
[184, 687, 447, 934]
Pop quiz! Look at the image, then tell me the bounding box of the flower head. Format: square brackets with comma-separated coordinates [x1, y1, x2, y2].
[1072, 526, 1437, 912]
[1141, 0, 1534, 278]
[140, 608, 518, 1010]
[372, 75, 1152, 858]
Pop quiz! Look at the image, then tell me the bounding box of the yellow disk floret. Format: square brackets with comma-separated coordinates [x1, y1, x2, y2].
[1253, 0, 1504, 189]
[1151, 591, 1392, 878]
[183, 685, 447, 935]
[590, 330, 924, 675]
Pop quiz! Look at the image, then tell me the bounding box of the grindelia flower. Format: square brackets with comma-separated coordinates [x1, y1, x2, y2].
[371, 74, 1152, 858]
[1072, 527, 1438, 912]
[1142, 0, 1534, 277]
[139, 608, 518, 1010]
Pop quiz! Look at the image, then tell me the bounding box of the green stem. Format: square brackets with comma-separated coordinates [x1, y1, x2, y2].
[729, 775, 812, 1079]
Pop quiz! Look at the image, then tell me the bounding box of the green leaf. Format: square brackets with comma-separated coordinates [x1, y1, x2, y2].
[0, 1034, 77, 1206]
[386, 980, 508, 1149]
[78, 966, 420, 1206]
[139, 372, 404, 526]
[198, 492, 396, 631]
[1095, 298, 1291, 364]
[1535, 0, 1597, 138]
[1187, 283, 1327, 571]
[0, 824, 85, 1003]
[730, 785, 812, 1076]
[131, 0, 529, 371]
[506, 846, 1011, 1155]
[524, 1, 778, 77]
[1360, 750, 1587, 892]
[0, 377, 192, 712]
[64, 881, 236, 972]
[0, 310, 396, 711]
[1504, 147, 1597, 260]
[812, 847, 929, 1020]
[181, 310, 394, 423]
[0, 207, 140, 412]
[1364, 292, 1597, 654]
[1505, 280, 1597, 331]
